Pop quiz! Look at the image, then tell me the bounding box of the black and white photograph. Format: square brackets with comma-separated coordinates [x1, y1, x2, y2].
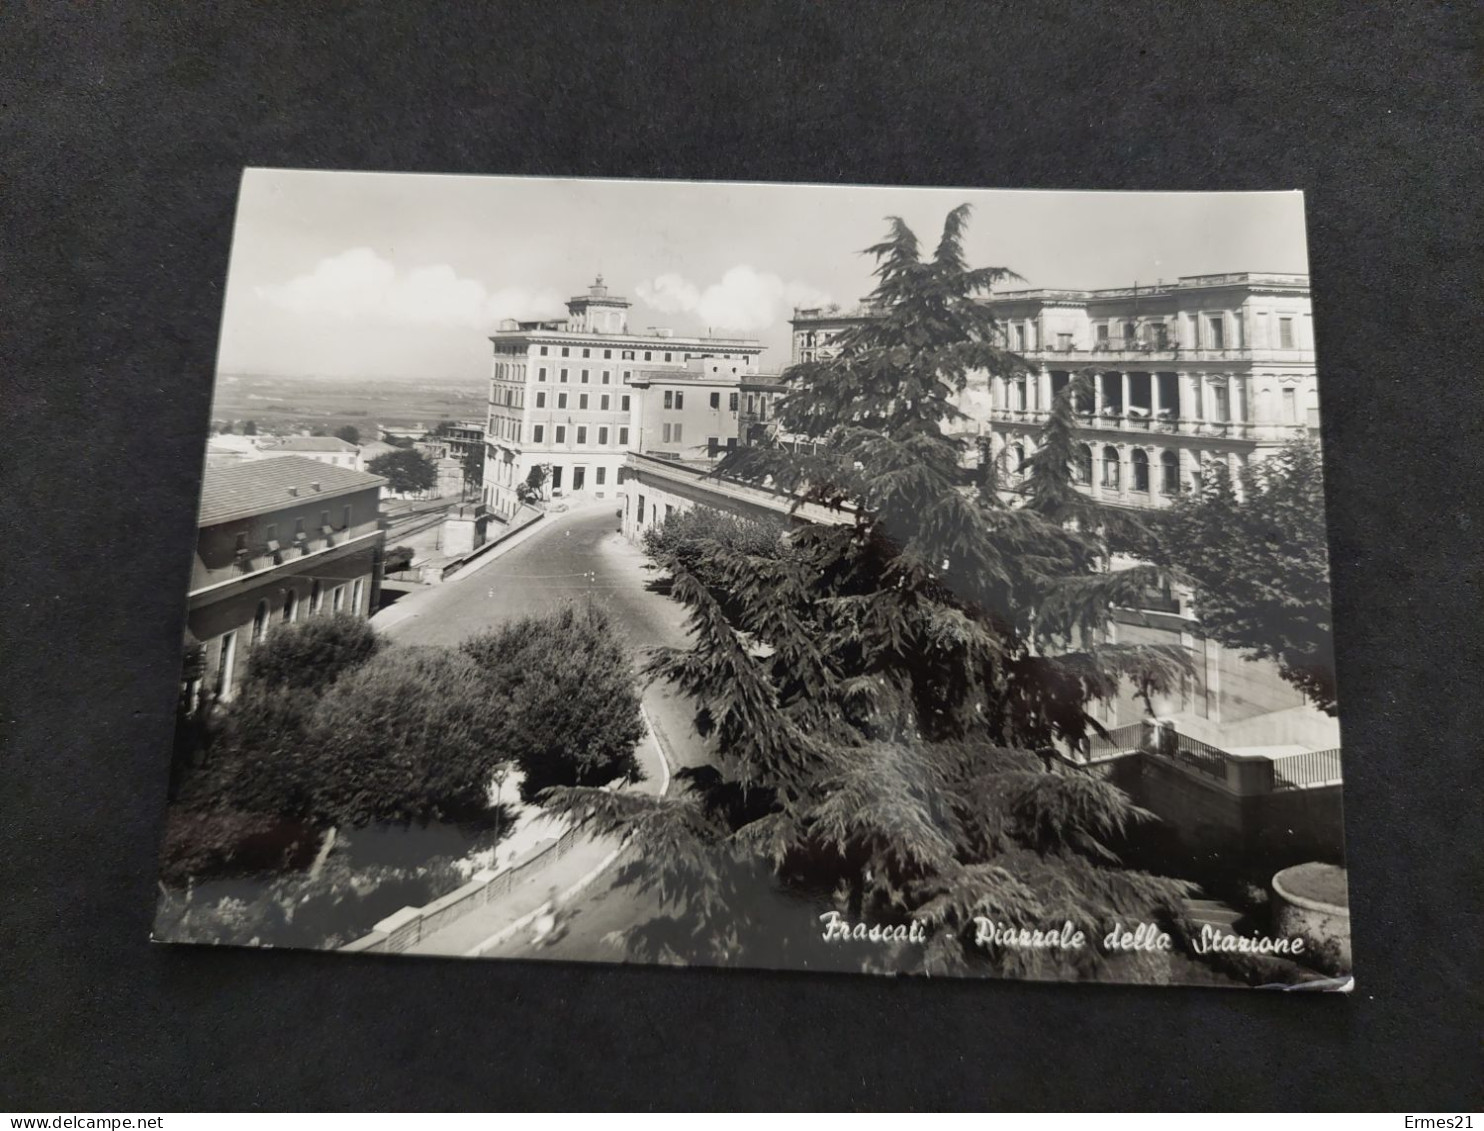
[153, 170, 1349, 990]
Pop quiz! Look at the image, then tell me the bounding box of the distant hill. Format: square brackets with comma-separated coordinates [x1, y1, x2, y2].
[209, 372, 486, 435]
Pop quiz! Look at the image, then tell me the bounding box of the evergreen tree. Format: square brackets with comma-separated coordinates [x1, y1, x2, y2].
[1141, 438, 1336, 714]
[543, 207, 1196, 979]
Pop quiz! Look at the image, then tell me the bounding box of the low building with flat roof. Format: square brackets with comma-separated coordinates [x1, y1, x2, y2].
[258, 435, 361, 469]
[185, 456, 386, 703]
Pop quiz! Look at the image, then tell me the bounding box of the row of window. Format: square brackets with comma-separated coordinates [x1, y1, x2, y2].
[535, 344, 754, 363]
[1032, 314, 1298, 353]
[538, 367, 624, 385]
[1008, 372, 1311, 425]
[531, 424, 630, 447]
[1006, 443, 1204, 494]
[232, 506, 354, 554]
[540, 345, 675, 362]
[631, 494, 676, 527]
[659, 390, 743, 411]
[534, 391, 631, 412]
[544, 464, 610, 492]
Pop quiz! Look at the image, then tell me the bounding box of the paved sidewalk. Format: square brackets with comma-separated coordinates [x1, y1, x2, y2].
[405, 828, 629, 957]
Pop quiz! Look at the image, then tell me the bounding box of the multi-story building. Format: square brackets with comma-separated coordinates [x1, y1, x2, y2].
[483, 276, 765, 517]
[977, 273, 1318, 507]
[185, 456, 386, 702]
[629, 356, 755, 461]
[793, 273, 1318, 507]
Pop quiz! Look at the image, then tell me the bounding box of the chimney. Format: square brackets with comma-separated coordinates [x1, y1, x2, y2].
[287, 486, 299, 497]
[311, 482, 321, 492]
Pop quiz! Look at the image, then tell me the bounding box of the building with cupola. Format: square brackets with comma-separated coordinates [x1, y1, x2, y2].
[483, 276, 770, 518]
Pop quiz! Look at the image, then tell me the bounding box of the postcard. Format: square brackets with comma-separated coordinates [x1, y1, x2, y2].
[154, 171, 1350, 990]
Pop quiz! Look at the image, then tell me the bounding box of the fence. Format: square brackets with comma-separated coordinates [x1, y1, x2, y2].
[340, 821, 585, 955]
[1168, 731, 1230, 783]
[1272, 747, 1344, 790]
[1085, 722, 1147, 759]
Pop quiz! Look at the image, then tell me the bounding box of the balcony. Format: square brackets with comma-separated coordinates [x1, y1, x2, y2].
[988, 407, 1254, 440]
[195, 527, 383, 594]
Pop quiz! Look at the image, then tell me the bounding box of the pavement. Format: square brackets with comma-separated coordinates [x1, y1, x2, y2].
[376, 501, 710, 957]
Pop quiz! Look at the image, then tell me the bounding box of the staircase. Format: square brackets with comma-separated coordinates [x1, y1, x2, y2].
[1182, 896, 1245, 934]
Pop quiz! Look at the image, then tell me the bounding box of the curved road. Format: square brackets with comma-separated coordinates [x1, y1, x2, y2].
[378, 503, 733, 962]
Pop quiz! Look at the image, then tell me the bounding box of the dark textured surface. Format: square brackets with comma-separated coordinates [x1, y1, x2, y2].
[2, 0, 1480, 1112]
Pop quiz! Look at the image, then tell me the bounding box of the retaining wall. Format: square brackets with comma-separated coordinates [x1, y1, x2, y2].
[342, 823, 582, 954]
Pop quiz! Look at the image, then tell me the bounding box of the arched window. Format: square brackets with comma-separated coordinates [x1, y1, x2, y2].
[310, 580, 322, 613]
[1101, 446, 1121, 488]
[1160, 450, 1179, 494]
[283, 589, 297, 623]
[1131, 449, 1150, 492]
[252, 599, 269, 644]
[1074, 443, 1093, 485]
[1010, 443, 1025, 480]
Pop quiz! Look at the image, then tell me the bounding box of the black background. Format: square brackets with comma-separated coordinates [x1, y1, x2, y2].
[3, 0, 1481, 1112]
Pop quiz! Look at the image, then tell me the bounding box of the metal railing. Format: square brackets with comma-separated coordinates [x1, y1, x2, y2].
[1272, 747, 1344, 790]
[1168, 732, 1229, 782]
[1085, 722, 1147, 759]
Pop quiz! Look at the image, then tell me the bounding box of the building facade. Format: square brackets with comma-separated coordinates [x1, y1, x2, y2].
[629, 356, 755, 461]
[791, 273, 1318, 509]
[185, 456, 386, 703]
[483, 277, 766, 518]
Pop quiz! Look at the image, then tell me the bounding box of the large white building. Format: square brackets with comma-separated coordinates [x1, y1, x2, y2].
[793, 272, 1319, 507]
[483, 277, 766, 517]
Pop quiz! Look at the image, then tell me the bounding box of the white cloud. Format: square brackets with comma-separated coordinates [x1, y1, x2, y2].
[636, 266, 830, 333]
[256, 248, 559, 329]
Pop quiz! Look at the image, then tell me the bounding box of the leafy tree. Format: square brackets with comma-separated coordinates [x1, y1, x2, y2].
[243, 419, 258, 435]
[240, 613, 383, 697]
[1140, 438, 1336, 714]
[459, 443, 483, 496]
[515, 463, 549, 505]
[335, 424, 361, 445]
[303, 647, 512, 826]
[461, 603, 645, 802]
[194, 646, 511, 830]
[542, 207, 1194, 979]
[368, 447, 438, 495]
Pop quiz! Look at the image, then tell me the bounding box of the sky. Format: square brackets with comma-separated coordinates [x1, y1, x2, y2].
[216, 170, 1311, 381]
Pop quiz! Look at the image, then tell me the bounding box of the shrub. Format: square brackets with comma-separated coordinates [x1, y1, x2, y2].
[242, 613, 383, 697]
[462, 603, 645, 802]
